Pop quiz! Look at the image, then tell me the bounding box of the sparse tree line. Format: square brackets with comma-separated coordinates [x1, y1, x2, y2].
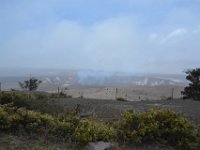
[16, 67, 200, 101]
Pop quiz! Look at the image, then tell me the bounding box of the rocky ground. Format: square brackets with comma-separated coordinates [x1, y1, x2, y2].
[52, 98, 200, 124]
[64, 85, 184, 101]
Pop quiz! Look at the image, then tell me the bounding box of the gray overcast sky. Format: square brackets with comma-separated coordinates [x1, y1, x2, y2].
[0, 0, 200, 74]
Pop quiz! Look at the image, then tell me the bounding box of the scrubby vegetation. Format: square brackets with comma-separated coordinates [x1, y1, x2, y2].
[116, 97, 128, 101]
[182, 68, 200, 100]
[50, 92, 72, 98]
[0, 103, 114, 148]
[0, 91, 63, 115]
[18, 77, 42, 92]
[73, 119, 115, 144]
[0, 91, 200, 149]
[115, 108, 200, 150]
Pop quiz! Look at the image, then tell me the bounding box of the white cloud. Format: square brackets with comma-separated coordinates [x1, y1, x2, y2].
[2, 15, 200, 73]
[1, 16, 140, 72]
[149, 33, 158, 40]
[161, 28, 188, 43]
[192, 26, 200, 34]
[1, 0, 200, 74]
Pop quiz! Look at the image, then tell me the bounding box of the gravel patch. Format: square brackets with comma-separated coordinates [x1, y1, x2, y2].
[52, 98, 200, 123]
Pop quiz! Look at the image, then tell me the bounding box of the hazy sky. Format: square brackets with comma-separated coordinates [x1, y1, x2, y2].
[0, 0, 200, 74]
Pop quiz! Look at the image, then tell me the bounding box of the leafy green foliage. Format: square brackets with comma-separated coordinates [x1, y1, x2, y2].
[0, 106, 9, 130]
[182, 68, 200, 100]
[34, 93, 49, 100]
[0, 92, 30, 107]
[74, 119, 115, 144]
[19, 77, 42, 91]
[0, 92, 13, 104]
[115, 108, 199, 150]
[0, 104, 73, 138]
[0, 92, 64, 115]
[116, 97, 127, 101]
[50, 92, 71, 98]
[0, 104, 115, 145]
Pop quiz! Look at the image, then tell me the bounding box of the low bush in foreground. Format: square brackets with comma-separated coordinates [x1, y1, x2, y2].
[0, 104, 73, 138]
[0, 92, 65, 115]
[73, 119, 115, 144]
[115, 108, 199, 150]
[0, 92, 200, 149]
[0, 92, 30, 108]
[0, 104, 115, 146]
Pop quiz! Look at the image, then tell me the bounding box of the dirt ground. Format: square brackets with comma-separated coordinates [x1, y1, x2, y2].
[52, 98, 200, 124]
[64, 85, 184, 101]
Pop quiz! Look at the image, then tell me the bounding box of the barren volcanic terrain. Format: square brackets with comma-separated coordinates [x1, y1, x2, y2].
[52, 97, 200, 124]
[64, 85, 184, 101]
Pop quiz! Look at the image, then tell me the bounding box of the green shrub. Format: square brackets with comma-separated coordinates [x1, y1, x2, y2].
[50, 92, 69, 98]
[0, 105, 73, 138]
[13, 94, 30, 108]
[0, 106, 10, 130]
[0, 92, 13, 104]
[0, 92, 57, 114]
[34, 93, 49, 100]
[115, 108, 199, 150]
[0, 92, 30, 108]
[197, 125, 200, 145]
[0, 92, 63, 115]
[73, 119, 115, 144]
[116, 97, 127, 101]
[58, 108, 79, 126]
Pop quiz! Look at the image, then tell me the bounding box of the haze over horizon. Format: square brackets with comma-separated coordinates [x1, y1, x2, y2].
[1, 0, 200, 74]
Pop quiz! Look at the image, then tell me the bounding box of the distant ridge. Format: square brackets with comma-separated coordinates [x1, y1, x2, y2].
[0, 69, 186, 91]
